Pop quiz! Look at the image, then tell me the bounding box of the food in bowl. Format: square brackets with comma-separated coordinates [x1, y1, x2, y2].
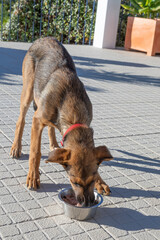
[62, 194, 80, 206]
[62, 192, 98, 207]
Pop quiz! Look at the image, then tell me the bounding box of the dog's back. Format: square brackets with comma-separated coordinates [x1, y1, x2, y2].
[28, 37, 76, 92]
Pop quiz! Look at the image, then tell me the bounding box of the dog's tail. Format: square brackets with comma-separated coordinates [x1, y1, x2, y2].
[33, 99, 37, 111]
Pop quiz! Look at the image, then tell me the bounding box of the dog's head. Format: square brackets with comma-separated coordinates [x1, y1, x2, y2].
[46, 145, 113, 206]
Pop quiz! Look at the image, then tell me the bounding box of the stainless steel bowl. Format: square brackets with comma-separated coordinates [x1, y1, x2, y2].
[58, 188, 103, 220]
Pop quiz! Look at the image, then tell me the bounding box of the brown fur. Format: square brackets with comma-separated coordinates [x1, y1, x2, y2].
[10, 37, 113, 206]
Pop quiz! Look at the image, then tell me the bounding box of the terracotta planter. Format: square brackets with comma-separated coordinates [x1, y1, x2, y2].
[125, 16, 160, 56]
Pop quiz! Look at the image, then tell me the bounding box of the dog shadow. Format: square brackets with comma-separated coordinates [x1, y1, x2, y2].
[40, 182, 71, 193]
[17, 153, 29, 161]
[18, 154, 48, 161]
[94, 206, 160, 231]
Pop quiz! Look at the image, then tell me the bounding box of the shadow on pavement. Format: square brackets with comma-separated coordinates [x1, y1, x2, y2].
[106, 149, 160, 175]
[40, 182, 71, 193]
[94, 207, 160, 230]
[1, 47, 159, 88]
[116, 149, 160, 163]
[110, 186, 160, 198]
[31, 178, 160, 199]
[77, 68, 160, 87]
[18, 154, 49, 161]
[0, 47, 26, 85]
[17, 153, 30, 161]
[73, 56, 160, 87]
[111, 158, 160, 175]
[73, 56, 157, 68]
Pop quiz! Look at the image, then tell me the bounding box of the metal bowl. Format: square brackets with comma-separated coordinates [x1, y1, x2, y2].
[58, 188, 103, 220]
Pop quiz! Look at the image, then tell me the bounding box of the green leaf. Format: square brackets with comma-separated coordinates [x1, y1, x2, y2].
[146, 0, 152, 6]
[150, 5, 160, 11]
[121, 4, 139, 14]
[122, 0, 160, 16]
[130, 0, 141, 10]
[150, 0, 160, 8]
[136, 0, 146, 7]
[138, 7, 150, 13]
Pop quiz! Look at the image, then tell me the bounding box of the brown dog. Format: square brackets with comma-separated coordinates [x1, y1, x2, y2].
[10, 37, 113, 206]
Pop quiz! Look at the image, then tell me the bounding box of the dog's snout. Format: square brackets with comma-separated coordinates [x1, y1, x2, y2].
[84, 193, 95, 207]
[77, 195, 85, 205]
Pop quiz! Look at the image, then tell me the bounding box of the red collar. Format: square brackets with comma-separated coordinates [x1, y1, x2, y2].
[61, 124, 88, 146]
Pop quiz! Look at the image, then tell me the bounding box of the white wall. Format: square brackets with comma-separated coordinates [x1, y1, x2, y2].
[93, 0, 121, 48]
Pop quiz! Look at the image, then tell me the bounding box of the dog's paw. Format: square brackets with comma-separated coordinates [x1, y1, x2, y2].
[49, 145, 60, 151]
[26, 171, 40, 190]
[10, 144, 21, 158]
[95, 180, 111, 196]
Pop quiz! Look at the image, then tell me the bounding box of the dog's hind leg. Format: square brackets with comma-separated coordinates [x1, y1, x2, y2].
[10, 54, 34, 158]
[48, 126, 59, 151]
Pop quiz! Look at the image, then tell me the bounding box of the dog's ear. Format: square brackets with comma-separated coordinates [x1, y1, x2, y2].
[94, 146, 113, 165]
[45, 148, 71, 165]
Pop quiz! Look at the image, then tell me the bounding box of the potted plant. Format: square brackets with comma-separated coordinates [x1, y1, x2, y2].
[121, 0, 160, 56]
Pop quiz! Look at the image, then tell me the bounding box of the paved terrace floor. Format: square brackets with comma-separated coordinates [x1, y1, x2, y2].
[0, 41, 160, 240]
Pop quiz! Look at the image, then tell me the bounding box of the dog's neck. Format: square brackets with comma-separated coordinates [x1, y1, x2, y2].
[61, 124, 94, 149]
[61, 124, 88, 146]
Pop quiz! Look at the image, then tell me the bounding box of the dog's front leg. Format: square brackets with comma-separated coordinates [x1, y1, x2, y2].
[48, 126, 59, 151]
[26, 114, 44, 190]
[95, 173, 111, 196]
